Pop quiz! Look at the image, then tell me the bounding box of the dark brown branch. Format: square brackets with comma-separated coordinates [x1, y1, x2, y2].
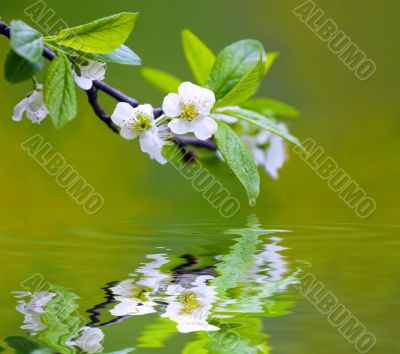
[173, 136, 217, 151]
[86, 87, 119, 133]
[0, 20, 216, 152]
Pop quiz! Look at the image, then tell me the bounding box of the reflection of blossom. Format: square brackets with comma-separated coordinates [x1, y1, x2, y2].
[66, 326, 105, 354]
[161, 275, 219, 333]
[13, 291, 56, 335]
[248, 236, 289, 282]
[110, 254, 170, 317]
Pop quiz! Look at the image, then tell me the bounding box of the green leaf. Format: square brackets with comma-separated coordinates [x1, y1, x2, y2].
[10, 20, 43, 63]
[141, 67, 181, 94]
[215, 57, 263, 107]
[50, 13, 138, 54]
[207, 40, 266, 99]
[214, 122, 260, 203]
[217, 106, 301, 146]
[44, 53, 77, 129]
[182, 29, 215, 86]
[85, 45, 141, 65]
[4, 50, 43, 83]
[241, 98, 299, 118]
[264, 51, 279, 75]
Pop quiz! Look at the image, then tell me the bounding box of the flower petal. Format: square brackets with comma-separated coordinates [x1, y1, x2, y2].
[139, 131, 167, 165]
[252, 147, 266, 166]
[12, 98, 28, 121]
[26, 91, 48, 124]
[120, 127, 137, 140]
[195, 88, 215, 115]
[168, 118, 193, 135]
[179, 82, 215, 115]
[256, 130, 271, 145]
[80, 60, 106, 81]
[26, 107, 48, 124]
[111, 102, 136, 127]
[192, 116, 218, 140]
[265, 134, 287, 179]
[162, 93, 181, 117]
[73, 72, 93, 90]
[135, 104, 154, 120]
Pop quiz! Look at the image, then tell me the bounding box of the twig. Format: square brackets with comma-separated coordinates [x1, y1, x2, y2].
[0, 20, 217, 152]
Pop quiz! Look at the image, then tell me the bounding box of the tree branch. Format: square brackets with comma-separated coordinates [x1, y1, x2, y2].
[0, 20, 217, 152]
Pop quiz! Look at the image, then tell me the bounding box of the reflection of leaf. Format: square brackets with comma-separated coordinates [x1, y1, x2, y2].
[4, 336, 53, 354]
[37, 287, 82, 354]
[137, 317, 177, 348]
[211, 224, 271, 295]
[231, 273, 300, 316]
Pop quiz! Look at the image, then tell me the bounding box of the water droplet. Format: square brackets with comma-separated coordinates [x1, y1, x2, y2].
[249, 198, 256, 207]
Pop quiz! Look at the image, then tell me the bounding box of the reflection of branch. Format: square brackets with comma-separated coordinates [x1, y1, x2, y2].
[0, 21, 217, 152]
[85, 254, 216, 327]
[86, 281, 130, 328]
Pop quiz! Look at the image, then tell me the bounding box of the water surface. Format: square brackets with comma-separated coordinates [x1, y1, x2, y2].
[0, 214, 398, 353]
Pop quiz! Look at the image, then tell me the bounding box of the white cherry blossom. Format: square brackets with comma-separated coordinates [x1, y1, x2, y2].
[111, 103, 167, 165]
[163, 82, 217, 140]
[243, 124, 289, 179]
[12, 85, 48, 124]
[73, 59, 106, 90]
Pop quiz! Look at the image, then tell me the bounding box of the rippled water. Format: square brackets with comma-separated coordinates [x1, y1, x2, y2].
[0, 215, 398, 353]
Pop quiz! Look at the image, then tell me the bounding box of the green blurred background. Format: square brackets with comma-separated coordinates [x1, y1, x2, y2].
[0, 0, 398, 220]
